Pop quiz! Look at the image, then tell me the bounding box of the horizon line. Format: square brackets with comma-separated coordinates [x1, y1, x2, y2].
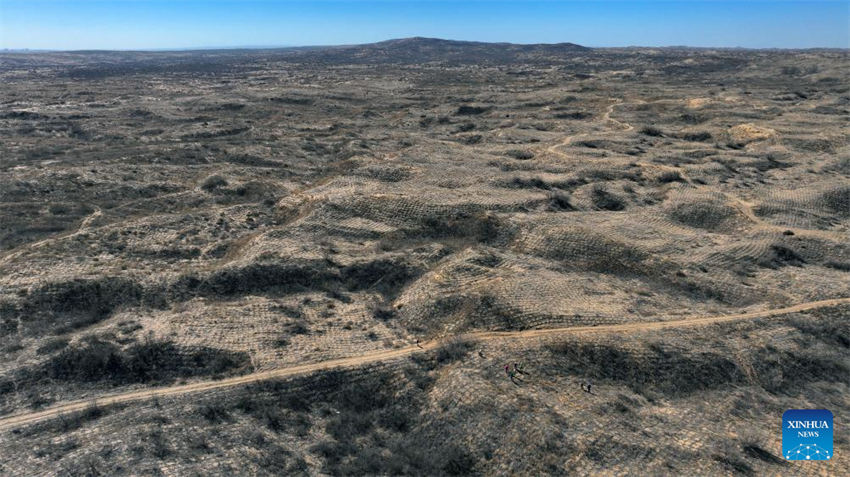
[3, 37, 849, 54]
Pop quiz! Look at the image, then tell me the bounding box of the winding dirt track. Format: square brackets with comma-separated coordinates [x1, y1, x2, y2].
[1, 297, 848, 433]
[545, 99, 634, 157]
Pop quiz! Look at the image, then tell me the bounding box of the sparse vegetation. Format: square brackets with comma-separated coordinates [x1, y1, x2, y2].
[547, 191, 575, 211]
[639, 126, 664, 136]
[0, 39, 847, 477]
[657, 170, 684, 183]
[371, 302, 397, 320]
[506, 149, 535, 160]
[822, 186, 850, 214]
[435, 336, 475, 363]
[591, 185, 626, 211]
[682, 131, 712, 142]
[456, 105, 489, 115]
[668, 199, 739, 230]
[31, 337, 252, 385]
[201, 174, 229, 191]
[36, 337, 70, 355]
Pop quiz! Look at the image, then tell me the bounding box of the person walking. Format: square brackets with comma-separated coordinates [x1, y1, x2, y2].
[505, 364, 522, 385]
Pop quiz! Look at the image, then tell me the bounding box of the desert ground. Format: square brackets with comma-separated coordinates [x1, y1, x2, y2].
[0, 38, 848, 475]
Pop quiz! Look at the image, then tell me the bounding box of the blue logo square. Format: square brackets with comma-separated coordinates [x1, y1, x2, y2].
[783, 409, 833, 461]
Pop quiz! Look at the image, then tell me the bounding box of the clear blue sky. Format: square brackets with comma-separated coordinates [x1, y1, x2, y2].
[1, 1, 848, 50]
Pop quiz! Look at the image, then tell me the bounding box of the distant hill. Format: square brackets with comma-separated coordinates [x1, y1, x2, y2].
[0, 38, 593, 77]
[297, 37, 590, 64]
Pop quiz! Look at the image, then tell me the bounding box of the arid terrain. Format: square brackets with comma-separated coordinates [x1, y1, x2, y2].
[0, 38, 848, 475]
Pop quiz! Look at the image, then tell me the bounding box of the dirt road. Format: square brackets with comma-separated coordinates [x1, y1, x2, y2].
[1, 297, 847, 433]
[544, 99, 634, 158]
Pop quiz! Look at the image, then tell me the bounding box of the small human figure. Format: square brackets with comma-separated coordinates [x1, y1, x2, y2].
[505, 364, 522, 385]
[581, 380, 593, 394]
[513, 362, 528, 375]
[415, 338, 423, 349]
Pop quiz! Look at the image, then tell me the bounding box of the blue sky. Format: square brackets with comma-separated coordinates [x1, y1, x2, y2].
[1, 1, 848, 50]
